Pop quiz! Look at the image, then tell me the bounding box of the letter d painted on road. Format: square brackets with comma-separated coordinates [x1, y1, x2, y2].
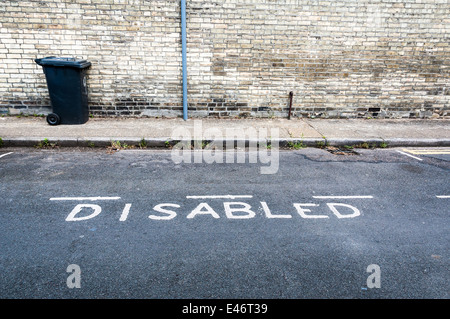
[66, 204, 102, 221]
[327, 203, 361, 218]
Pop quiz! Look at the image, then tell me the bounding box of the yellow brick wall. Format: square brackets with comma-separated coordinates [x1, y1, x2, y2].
[1, 0, 449, 118]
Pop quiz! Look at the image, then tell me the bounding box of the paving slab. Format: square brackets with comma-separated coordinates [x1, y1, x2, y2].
[305, 119, 450, 139]
[0, 116, 449, 147]
[0, 117, 322, 139]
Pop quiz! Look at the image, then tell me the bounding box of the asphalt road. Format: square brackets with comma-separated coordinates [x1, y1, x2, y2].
[0, 146, 448, 302]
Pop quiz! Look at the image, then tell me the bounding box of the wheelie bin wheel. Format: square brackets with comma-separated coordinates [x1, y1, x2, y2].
[47, 113, 60, 126]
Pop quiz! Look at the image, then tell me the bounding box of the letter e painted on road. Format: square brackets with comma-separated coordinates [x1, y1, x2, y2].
[293, 203, 328, 219]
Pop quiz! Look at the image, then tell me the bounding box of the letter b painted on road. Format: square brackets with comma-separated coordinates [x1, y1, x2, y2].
[224, 202, 256, 219]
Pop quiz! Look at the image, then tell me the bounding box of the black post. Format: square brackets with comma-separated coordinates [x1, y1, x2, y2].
[288, 91, 293, 120]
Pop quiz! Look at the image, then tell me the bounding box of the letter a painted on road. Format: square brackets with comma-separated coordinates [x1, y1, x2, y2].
[187, 203, 220, 219]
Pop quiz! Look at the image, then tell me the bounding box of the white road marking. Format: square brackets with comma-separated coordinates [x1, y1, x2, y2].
[326, 203, 361, 219]
[119, 203, 132, 221]
[65, 204, 102, 221]
[50, 197, 121, 201]
[312, 196, 373, 199]
[186, 195, 253, 199]
[149, 203, 180, 220]
[396, 150, 423, 161]
[0, 152, 13, 159]
[436, 195, 450, 199]
[223, 202, 256, 219]
[294, 203, 328, 219]
[186, 202, 221, 219]
[261, 201, 292, 219]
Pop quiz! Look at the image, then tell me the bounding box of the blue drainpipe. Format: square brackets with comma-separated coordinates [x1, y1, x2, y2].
[181, 0, 188, 120]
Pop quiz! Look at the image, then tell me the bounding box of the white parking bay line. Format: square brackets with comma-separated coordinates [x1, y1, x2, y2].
[436, 195, 450, 199]
[0, 152, 13, 159]
[50, 197, 121, 201]
[186, 195, 253, 199]
[396, 150, 423, 161]
[312, 195, 374, 199]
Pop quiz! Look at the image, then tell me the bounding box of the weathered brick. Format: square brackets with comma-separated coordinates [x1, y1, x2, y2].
[0, 0, 448, 118]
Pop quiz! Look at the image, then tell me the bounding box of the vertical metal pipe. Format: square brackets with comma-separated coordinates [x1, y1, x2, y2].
[181, 0, 188, 120]
[288, 91, 293, 120]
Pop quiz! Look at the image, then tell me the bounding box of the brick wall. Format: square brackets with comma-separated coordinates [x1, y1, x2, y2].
[1, 0, 449, 119]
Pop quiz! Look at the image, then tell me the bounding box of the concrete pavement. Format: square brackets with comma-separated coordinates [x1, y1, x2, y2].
[0, 116, 449, 148]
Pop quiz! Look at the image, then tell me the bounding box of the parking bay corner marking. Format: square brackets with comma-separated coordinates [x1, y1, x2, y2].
[0, 152, 13, 159]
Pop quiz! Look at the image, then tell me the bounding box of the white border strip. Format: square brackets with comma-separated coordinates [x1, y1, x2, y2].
[186, 195, 253, 199]
[313, 196, 374, 199]
[50, 197, 121, 201]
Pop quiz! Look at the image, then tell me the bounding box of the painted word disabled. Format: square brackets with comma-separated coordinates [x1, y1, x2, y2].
[64, 201, 362, 222]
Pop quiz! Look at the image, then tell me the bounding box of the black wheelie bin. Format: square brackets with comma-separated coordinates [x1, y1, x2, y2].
[35, 57, 91, 125]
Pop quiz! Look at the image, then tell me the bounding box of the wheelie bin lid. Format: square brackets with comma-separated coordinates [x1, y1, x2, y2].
[35, 57, 91, 69]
